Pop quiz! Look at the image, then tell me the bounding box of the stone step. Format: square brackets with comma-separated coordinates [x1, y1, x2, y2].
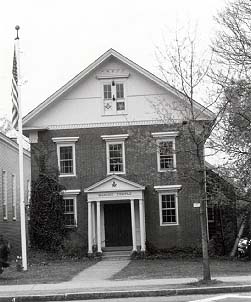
[102, 250, 131, 260]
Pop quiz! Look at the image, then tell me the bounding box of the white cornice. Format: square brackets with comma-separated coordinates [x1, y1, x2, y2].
[154, 185, 182, 192]
[101, 134, 129, 141]
[152, 131, 179, 138]
[52, 137, 79, 143]
[61, 189, 81, 196]
[40, 119, 172, 130]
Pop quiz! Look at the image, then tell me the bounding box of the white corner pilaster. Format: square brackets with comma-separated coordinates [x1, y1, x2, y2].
[130, 199, 137, 251]
[139, 199, 146, 251]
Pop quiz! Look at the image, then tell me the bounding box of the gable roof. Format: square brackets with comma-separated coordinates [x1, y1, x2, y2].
[23, 48, 214, 126]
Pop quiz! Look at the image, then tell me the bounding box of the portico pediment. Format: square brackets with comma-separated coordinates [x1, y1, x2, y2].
[84, 175, 145, 202]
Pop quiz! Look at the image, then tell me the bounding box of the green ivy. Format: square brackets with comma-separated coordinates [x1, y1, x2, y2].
[29, 174, 66, 251]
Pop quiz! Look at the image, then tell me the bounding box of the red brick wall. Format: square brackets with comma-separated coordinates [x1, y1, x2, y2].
[31, 123, 203, 250]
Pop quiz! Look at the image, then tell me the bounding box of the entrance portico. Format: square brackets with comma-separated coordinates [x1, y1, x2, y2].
[84, 175, 145, 254]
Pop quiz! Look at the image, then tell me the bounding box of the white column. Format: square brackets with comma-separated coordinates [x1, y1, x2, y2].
[88, 202, 92, 254]
[130, 199, 137, 251]
[97, 201, 102, 253]
[139, 199, 146, 251]
[92, 202, 96, 245]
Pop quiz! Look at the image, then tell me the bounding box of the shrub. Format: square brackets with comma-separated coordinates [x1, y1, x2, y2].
[29, 174, 65, 251]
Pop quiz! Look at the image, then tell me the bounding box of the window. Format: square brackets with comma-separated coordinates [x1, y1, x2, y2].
[155, 185, 181, 226]
[52, 137, 79, 177]
[60, 146, 74, 174]
[12, 174, 17, 220]
[2, 170, 7, 220]
[63, 198, 76, 227]
[101, 134, 128, 175]
[103, 82, 126, 115]
[152, 132, 178, 172]
[159, 141, 174, 169]
[160, 193, 177, 224]
[61, 190, 80, 228]
[108, 143, 124, 173]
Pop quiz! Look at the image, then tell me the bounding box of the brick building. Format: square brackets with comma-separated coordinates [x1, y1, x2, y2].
[23, 49, 214, 255]
[0, 132, 31, 256]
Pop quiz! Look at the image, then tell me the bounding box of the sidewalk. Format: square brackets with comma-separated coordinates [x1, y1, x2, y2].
[1, 259, 251, 301]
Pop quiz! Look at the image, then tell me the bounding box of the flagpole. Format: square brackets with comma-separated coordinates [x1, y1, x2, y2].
[15, 25, 28, 271]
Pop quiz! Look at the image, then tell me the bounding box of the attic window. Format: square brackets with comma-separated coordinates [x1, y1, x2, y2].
[103, 81, 126, 115]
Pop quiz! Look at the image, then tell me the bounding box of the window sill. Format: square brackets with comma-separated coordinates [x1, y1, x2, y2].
[59, 174, 76, 178]
[65, 225, 77, 229]
[158, 169, 177, 173]
[107, 172, 126, 175]
[160, 223, 179, 226]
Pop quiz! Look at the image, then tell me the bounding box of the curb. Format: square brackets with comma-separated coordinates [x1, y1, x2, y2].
[1, 285, 251, 301]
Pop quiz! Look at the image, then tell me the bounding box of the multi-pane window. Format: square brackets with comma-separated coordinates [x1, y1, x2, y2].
[109, 143, 124, 173]
[52, 137, 79, 177]
[116, 83, 124, 99]
[63, 198, 76, 227]
[159, 141, 174, 169]
[104, 84, 112, 99]
[2, 170, 7, 220]
[12, 174, 17, 220]
[59, 146, 73, 174]
[160, 193, 178, 225]
[103, 82, 125, 114]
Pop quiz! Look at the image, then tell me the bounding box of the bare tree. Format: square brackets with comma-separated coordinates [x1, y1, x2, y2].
[155, 25, 228, 281]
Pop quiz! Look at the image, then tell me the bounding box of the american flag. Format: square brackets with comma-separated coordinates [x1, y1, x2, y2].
[11, 47, 19, 129]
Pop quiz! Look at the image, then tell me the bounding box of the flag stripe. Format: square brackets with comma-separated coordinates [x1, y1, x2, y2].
[11, 47, 19, 129]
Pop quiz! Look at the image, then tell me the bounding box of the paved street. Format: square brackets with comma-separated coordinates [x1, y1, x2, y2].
[44, 293, 251, 301]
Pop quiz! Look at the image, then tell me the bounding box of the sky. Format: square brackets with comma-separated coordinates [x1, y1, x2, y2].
[0, 0, 227, 121]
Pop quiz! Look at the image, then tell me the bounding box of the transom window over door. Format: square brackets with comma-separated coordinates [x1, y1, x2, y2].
[103, 81, 126, 115]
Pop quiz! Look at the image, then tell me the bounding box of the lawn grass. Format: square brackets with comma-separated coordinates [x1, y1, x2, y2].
[111, 258, 251, 280]
[0, 249, 97, 285]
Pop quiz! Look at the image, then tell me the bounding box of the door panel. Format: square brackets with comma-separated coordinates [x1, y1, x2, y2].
[104, 203, 132, 247]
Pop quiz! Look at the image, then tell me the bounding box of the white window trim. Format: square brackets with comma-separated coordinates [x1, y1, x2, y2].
[158, 191, 179, 226]
[61, 189, 80, 228]
[52, 137, 79, 177]
[106, 141, 126, 175]
[156, 138, 177, 172]
[102, 134, 128, 175]
[152, 132, 178, 172]
[155, 185, 182, 226]
[12, 174, 17, 221]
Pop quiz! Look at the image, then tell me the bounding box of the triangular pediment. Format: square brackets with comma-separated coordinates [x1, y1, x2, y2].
[84, 175, 145, 193]
[23, 48, 214, 129]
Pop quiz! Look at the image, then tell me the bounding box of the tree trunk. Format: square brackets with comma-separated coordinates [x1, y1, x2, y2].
[230, 215, 247, 258]
[200, 192, 211, 281]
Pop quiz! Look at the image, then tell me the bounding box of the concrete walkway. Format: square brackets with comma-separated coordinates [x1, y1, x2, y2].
[71, 259, 131, 281]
